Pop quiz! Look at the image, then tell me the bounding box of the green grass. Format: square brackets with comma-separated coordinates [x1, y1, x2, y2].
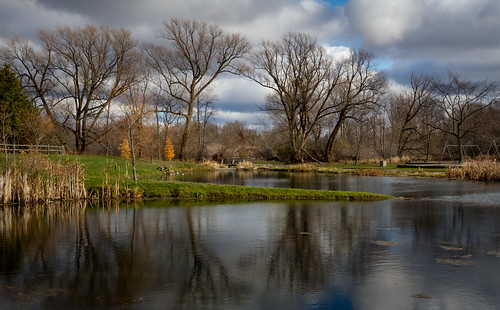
[3, 154, 395, 202]
[134, 180, 391, 201]
[58, 154, 391, 201]
[52, 154, 213, 187]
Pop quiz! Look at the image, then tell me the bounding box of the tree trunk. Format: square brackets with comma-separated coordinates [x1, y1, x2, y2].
[179, 101, 195, 161]
[75, 135, 83, 155]
[323, 113, 346, 162]
[456, 124, 463, 163]
[132, 159, 137, 182]
[156, 111, 161, 160]
[425, 132, 431, 162]
[457, 137, 463, 163]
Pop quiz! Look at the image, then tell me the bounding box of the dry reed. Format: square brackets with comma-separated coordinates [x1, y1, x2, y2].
[236, 160, 255, 170]
[288, 163, 317, 172]
[201, 160, 221, 168]
[446, 160, 500, 181]
[95, 163, 122, 200]
[0, 153, 86, 205]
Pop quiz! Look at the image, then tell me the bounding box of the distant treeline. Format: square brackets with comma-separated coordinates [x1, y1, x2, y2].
[1, 19, 498, 164]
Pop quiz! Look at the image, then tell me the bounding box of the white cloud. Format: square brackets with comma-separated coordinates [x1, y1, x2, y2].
[213, 110, 268, 127]
[224, 0, 344, 43]
[2, 0, 500, 121]
[323, 44, 351, 61]
[343, 0, 500, 83]
[346, 0, 423, 46]
[213, 77, 270, 108]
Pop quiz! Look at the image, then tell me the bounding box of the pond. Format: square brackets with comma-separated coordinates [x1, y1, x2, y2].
[1, 172, 500, 309]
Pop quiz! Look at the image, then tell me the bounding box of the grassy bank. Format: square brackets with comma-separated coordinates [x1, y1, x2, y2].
[60, 155, 391, 201]
[71, 154, 213, 189]
[241, 161, 446, 178]
[133, 180, 391, 201]
[2, 154, 397, 203]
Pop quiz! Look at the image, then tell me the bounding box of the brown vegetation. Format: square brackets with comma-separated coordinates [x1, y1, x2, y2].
[447, 160, 500, 181]
[0, 154, 86, 204]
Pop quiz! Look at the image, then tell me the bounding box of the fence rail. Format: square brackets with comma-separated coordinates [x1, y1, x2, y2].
[0, 144, 65, 155]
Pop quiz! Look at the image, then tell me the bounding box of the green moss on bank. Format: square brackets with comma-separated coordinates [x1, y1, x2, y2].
[100, 180, 392, 201]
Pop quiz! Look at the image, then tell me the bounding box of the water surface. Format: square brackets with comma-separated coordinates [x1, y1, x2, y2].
[1, 173, 500, 309]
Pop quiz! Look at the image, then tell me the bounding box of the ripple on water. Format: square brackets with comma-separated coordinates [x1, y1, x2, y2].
[424, 192, 500, 207]
[435, 258, 477, 266]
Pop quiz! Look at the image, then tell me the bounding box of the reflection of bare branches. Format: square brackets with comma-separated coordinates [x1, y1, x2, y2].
[177, 208, 244, 308]
[0, 203, 246, 308]
[266, 205, 328, 294]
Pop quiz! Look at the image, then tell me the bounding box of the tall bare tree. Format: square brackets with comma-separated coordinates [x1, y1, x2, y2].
[322, 48, 386, 162]
[119, 79, 153, 182]
[150, 91, 177, 160]
[389, 73, 435, 157]
[248, 32, 342, 163]
[431, 72, 498, 162]
[145, 19, 249, 161]
[2, 25, 139, 154]
[195, 92, 216, 161]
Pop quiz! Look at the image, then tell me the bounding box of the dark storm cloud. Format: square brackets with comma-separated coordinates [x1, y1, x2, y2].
[33, 0, 295, 29]
[2, 0, 500, 120]
[345, 0, 500, 83]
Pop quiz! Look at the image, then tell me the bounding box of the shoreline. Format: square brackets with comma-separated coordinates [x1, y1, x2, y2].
[88, 180, 393, 202]
[5, 154, 500, 205]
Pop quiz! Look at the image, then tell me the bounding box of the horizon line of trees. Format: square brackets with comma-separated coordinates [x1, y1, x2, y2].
[1, 19, 499, 164]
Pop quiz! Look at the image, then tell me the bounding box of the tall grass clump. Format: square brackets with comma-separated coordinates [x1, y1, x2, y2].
[0, 153, 86, 204]
[97, 163, 122, 200]
[201, 160, 221, 169]
[288, 163, 317, 172]
[236, 160, 256, 170]
[447, 160, 500, 181]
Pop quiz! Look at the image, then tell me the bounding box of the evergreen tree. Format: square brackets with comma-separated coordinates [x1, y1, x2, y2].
[0, 64, 36, 143]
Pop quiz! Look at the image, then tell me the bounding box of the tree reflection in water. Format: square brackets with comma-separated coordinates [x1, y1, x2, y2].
[0, 202, 251, 309]
[1, 198, 500, 309]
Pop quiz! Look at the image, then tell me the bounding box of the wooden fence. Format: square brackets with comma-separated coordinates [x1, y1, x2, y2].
[0, 144, 65, 155]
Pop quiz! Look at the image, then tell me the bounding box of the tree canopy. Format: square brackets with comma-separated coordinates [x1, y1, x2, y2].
[0, 64, 36, 144]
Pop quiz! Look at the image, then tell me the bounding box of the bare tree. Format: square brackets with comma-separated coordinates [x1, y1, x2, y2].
[214, 121, 256, 159]
[431, 72, 498, 162]
[22, 112, 56, 146]
[2, 37, 54, 118]
[247, 32, 342, 163]
[322, 48, 386, 162]
[389, 73, 435, 157]
[119, 80, 154, 182]
[144, 19, 249, 161]
[150, 91, 178, 160]
[195, 92, 216, 161]
[3, 25, 139, 154]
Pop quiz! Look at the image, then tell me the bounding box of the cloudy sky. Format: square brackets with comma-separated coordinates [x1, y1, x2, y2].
[1, 0, 500, 126]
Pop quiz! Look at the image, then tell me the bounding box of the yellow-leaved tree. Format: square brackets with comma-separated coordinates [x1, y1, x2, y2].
[119, 138, 131, 159]
[164, 136, 175, 161]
